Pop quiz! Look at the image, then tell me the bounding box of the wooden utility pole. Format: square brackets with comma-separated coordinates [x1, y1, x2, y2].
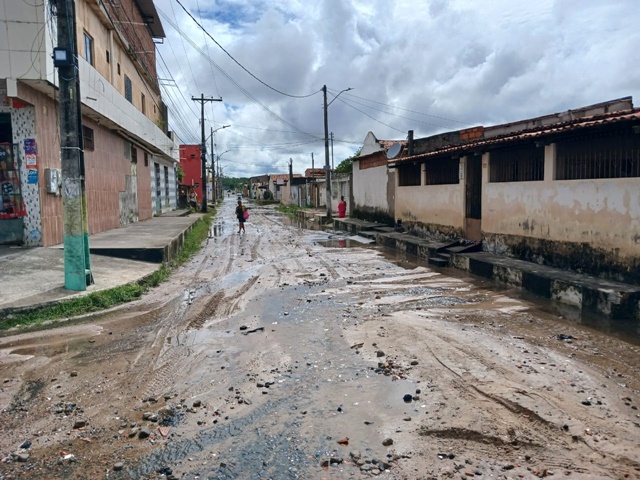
[56, 0, 93, 290]
[191, 94, 222, 212]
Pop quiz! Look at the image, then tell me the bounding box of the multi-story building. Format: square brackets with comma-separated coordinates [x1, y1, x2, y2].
[0, 0, 178, 246]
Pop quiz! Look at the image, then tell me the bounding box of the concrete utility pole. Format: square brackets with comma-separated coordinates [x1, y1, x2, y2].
[322, 85, 352, 219]
[209, 126, 229, 204]
[56, 0, 93, 290]
[191, 94, 222, 213]
[311, 152, 314, 170]
[322, 85, 331, 219]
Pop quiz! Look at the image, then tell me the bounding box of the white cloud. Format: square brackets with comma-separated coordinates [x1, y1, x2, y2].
[155, 0, 640, 177]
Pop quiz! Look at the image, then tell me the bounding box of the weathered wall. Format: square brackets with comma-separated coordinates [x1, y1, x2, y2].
[482, 142, 640, 282]
[353, 161, 389, 213]
[396, 178, 465, 239]
[483, 175, 640, 281]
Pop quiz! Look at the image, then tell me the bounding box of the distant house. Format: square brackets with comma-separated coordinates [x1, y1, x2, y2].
[179, 145, 204, 203]
[388, 97, 640, 284]
[351, 132, 405, 224]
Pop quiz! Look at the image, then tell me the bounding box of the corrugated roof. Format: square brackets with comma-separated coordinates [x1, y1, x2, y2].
[390, 108, 640, 166]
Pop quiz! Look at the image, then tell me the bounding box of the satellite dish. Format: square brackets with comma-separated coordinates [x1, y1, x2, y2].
[386, 142, 402, 159]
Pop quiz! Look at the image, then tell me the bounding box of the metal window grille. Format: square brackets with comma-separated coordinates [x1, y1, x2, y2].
[124, 75, 132, 103]
[398, 163, 421, 186]
[489, 144, 544, 182]
[556, 128, 640, 180]
[425, 158, 460, 185]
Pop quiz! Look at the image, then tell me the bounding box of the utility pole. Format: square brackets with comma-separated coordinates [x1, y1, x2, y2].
[210, 127, 215, 204]
[289, 158, 293, 204]
[191, 94, 222, 213]
[55, 0, 93, 290]
[311, 152, 314, 170]
[331, 132, 335, 170]
[322, 85, 331, 219]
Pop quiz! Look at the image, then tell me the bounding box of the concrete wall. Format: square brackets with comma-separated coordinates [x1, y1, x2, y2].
[483, 144, 640, 281]
[395, 163, 465, 239]
[352, 161, 393, 213]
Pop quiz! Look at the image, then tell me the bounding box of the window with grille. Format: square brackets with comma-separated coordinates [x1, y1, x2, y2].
[124, 75, 132, 103]
[555, 128, 640, 180]
[489, 144, 544, 182]
[425, 158, 460, 185]
[83, 127, 94, 151]
[398, 162, 422, 186]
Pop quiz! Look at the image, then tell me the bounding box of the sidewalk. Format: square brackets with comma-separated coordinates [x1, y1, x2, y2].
[0, 211, 202, 313]
[333, 217, 640, 321]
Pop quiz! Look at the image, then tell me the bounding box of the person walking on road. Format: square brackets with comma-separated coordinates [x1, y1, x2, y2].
[236, 199, 247, 234]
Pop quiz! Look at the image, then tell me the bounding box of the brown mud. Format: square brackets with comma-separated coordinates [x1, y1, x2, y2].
[1, 199, 639, 480]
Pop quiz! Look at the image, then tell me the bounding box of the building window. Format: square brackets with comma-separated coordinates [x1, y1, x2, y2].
[490, 144, 544, 182]
[141, 93, 146, 115]
[425, 158, 460, 185]
[106, 50, 110, 64]
[398, 162, 422, 187]
[117, 63, 121, 75]
[124, 139, 132, 160]
[144, 151, 149, 167]
[83, 126, 94, 151]
[131, 146, 138, 164]
[84, 32, 94, 66]
[124, 75, 132, 102]
[556, 128, 640, 180]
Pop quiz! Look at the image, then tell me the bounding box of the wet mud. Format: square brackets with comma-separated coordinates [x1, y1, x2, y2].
[1, 200, 640, 480]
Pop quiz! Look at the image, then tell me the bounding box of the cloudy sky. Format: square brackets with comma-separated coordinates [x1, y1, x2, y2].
[153, 0, 640, 178]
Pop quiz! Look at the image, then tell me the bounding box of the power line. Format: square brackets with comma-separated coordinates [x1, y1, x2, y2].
[329, 88, 471, 126]
[157, 8, 320, 140]
[173, 0, 321, 99]
[336, 97, 406, 134]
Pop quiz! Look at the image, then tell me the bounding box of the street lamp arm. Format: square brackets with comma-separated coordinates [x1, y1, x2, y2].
[326, 87, 353, 108]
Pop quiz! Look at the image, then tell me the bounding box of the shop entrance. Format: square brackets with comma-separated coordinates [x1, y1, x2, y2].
[0, 113, 25, 245]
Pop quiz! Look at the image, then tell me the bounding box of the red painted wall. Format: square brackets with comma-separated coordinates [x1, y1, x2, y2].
[179, 144, 203, 200]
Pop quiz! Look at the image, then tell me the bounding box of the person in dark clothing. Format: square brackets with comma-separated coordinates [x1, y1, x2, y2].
[235, 199, 246, 234]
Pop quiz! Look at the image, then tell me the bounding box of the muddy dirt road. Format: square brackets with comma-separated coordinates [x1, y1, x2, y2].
[1, 199, 640, 480]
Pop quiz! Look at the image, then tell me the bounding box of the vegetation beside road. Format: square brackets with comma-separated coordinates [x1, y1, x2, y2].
[0, 213, 213, 332]
[275, 204, 302, 217]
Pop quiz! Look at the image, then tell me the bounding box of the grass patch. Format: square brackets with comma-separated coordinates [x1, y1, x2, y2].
[0, 213, 213, 332]
[275, 204, 302, 217]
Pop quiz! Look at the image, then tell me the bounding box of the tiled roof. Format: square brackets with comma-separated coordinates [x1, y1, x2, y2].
[390, 108, 640, 166]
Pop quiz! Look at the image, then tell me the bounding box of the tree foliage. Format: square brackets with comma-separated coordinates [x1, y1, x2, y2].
[334, 148, 361, 174]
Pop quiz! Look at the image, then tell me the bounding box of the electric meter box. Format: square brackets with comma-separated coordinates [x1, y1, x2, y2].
[44, 168, 60, 194]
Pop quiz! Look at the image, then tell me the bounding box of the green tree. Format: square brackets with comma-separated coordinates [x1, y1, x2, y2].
[334, 148, 361, 174]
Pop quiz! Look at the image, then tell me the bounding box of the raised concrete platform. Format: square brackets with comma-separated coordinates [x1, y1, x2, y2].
[81, 215, 202, 263]
[0, 213, 203, 315]
[452, 252, 640, 321]
[370, 230, 640, 321]
[333, 217, 382, 234]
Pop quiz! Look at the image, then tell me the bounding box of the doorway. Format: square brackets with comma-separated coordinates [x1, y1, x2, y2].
[0, 113, 25, 245]
[465, 155, 482, 241]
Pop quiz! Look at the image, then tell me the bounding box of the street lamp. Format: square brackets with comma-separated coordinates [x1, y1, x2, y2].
[323, 85, 352, 220]
[210, 125, 230, 202]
